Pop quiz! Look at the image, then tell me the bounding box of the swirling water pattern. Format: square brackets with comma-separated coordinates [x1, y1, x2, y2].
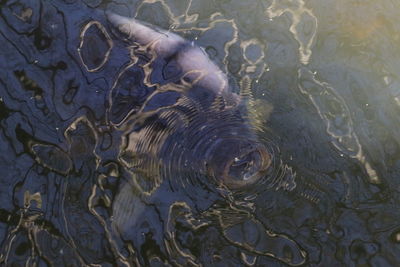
[1, 0, 400, 266]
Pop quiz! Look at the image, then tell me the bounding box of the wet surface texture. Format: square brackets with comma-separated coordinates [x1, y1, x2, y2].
[1, 0, 400, 266]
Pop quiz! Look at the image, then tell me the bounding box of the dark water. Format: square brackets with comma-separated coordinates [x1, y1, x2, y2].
[1, 0, 400, 266]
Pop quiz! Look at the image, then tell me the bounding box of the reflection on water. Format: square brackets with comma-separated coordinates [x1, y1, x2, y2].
[1, 0, 400, 266]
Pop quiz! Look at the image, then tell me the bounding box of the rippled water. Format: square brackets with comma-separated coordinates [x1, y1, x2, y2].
[1, 0, 400, 266]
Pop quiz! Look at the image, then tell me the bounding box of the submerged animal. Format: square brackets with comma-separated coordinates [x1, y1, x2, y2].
[0, 3, 305, 265]
[83, 13, 304, 266]
[98, 13, 272, 191]
[70, 11, 305, 265]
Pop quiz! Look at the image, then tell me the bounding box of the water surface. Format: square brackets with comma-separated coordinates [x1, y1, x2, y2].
[1, 0, 400, 266]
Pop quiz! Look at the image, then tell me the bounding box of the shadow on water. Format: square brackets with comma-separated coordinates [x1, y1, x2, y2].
[1, 0, 400, 266]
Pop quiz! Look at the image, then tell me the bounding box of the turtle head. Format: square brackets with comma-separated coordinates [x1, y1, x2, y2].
[174, 97, 272, 190]
[206, 138, 271, 189]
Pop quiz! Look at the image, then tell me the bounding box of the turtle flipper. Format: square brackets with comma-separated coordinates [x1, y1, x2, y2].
[106, 12, 185, 56]
[106, 12, 234, 99]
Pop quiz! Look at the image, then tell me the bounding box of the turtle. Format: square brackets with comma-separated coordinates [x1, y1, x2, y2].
[79, 12, 305, 266]
[102, 13, 272, 191]
[0, 2, 305, 265]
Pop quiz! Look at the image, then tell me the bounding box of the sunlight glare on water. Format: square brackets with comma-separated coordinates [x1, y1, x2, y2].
[1, 0, 400, 266]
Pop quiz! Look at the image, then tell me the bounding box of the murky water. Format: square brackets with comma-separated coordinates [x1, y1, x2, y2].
[1, 0, 400, 266]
